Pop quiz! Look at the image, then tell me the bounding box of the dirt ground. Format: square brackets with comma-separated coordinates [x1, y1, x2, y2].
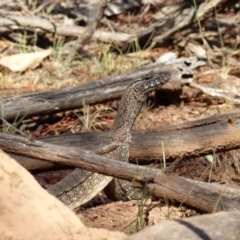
[34, 96, 240, 234]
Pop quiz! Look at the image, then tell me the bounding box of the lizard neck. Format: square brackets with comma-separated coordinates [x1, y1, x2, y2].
[109, 72, 171, 144]
[110, 87, 146, 143]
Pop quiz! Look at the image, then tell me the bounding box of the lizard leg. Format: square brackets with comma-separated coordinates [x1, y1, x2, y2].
[104, 178, 142, 201]
[117, 179, 142, 200]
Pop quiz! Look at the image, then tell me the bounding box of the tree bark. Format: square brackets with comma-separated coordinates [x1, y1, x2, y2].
[1, 128, 240, 212]
[8, 110, 240, 171]
[1, 64, 180, 120]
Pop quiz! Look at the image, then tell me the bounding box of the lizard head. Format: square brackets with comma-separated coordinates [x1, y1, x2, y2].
[132, 72, 171, 101]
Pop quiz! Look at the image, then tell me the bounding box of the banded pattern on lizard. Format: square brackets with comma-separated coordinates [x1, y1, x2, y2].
[48, 72, 171, 211]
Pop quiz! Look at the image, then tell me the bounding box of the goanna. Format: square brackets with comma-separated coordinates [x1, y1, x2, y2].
[48, 72, 171, 211]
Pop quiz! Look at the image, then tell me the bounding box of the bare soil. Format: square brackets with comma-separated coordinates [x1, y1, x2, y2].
[34, 90, 240, 234]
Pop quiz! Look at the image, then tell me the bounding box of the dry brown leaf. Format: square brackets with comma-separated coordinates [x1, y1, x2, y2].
[0, 48, 52, 72]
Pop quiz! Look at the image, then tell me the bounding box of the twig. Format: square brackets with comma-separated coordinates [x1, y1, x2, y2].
[190, 82, 240, 105]
[15, 0, 34, 16]
[0, 117, 29, 137]
[150, 0, 228, 48]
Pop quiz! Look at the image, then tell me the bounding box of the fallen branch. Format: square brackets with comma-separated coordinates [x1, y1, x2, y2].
[1, 63, 180, 120]
[150, 0, 228, 48]
[9, 110, 240, 171]
[1, 55, 204, 120]
[1, 131, 240, 212]
[0, 13, 136, 46]
[190, 82, 240, 105]
[65, 0, 108, 56]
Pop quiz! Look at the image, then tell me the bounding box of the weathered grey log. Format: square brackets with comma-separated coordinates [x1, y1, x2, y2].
[1, 63, 180, 120]
[1, 131, 240, 212]
[149, 174, 240, 212]
[125, 212, 240, 240]
[9, 110, 240, 171]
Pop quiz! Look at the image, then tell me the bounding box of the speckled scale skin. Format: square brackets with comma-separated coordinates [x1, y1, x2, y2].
[48, 72, 171, 211]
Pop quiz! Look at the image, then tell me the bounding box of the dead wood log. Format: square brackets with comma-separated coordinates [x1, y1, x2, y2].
[150, 0, 228, 48]
[1, 56, 204, 121]
[66, 0, 108, 56]
[125, 212, 240, 240]
[9, 111, 240, 171]
[148, 174, 240, 212]
[1, 132, 240, 212]
[1, 63, 181, 120]
[0, 13, 152, 47]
